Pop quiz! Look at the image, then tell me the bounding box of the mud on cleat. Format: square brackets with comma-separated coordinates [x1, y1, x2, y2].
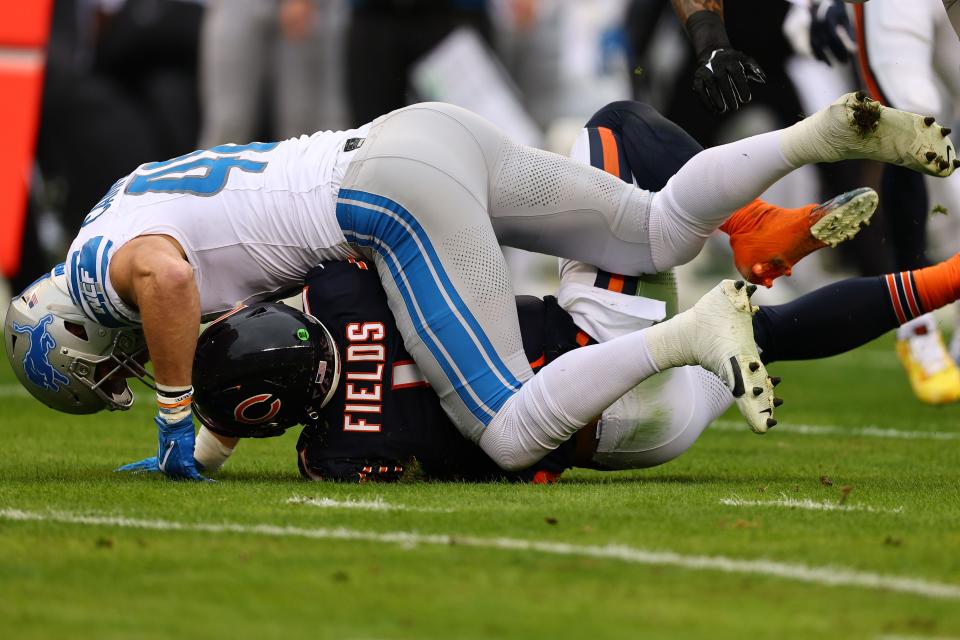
[837, 94, 956, 177]
[781, 92, 957, 178]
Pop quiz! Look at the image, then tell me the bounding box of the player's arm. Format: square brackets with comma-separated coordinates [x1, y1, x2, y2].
[110, 235, 198, 386]
[670, 0, 766, 113]
[110, 235, 210, 481]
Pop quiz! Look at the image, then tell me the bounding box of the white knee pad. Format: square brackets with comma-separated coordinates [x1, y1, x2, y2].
[590, 366, 733, 470]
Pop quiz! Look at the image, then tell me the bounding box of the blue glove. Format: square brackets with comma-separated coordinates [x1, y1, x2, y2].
[115, 456, 162, 474]
[115, 415, 212, 482]
[810, 0, 857, 66]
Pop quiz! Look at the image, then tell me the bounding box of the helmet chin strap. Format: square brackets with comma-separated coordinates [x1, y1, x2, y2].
[315, 320, 341, 410]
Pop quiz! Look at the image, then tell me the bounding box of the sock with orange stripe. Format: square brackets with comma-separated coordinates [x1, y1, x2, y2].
[752, 255, 960, 364]
[909, 253, 960, 315]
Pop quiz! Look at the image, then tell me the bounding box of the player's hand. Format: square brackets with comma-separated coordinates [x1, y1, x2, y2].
[692, 49, 766, 114]
[115, 456, 162, 474]
[115, 451, 210, 478]
[153, 415, 212, 482]
[810, 0, 857, 66]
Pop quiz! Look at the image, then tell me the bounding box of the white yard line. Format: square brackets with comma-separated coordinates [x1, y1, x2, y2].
[713, 420, 960, 441]
[287, 495, 454, 513]
[720, 495, 904, 515]
[2, 507, 959, 601]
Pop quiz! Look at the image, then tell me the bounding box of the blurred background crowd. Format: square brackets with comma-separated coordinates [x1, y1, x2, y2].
[5, 0, 960, 358]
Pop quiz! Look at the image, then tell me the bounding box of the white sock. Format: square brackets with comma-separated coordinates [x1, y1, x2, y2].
[648, 131, 793, 271]
[479, 328, 660, 470]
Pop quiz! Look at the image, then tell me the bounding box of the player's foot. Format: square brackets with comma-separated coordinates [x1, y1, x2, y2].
[781, 92, 958, 177]
[645, 280, 779, 433]
[895, 317, 960, 405]
[726, 188, 878, 287]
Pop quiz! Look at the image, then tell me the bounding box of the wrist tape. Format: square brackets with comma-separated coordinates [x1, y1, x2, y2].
[156, 383, 194, 424]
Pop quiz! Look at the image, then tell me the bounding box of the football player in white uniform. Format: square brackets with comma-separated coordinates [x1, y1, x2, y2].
[5, 96, 956, 481]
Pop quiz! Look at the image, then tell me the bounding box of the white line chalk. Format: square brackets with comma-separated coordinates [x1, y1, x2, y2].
[287, 495, 454, 513]
[713, 420, 960, 441]
[2, 507, 958, 601]
[720, 495, 904, 515]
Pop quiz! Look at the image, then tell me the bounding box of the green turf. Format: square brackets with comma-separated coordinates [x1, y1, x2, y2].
[2, 335, 959, 639]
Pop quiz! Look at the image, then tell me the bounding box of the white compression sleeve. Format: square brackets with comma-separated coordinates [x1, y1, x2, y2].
[478, 327, 660, 471]
[194, 426, 236, 473]
[647, 130, 794, 271]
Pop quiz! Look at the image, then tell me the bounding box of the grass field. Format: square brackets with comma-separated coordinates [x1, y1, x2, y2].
[2, 333, 959, 639]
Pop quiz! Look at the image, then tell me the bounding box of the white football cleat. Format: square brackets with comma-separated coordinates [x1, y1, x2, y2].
[645, 280, 779, 433]
[782, 92, 958, 177]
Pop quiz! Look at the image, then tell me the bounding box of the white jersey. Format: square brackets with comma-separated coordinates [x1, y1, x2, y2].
[66, 125, 370, 326]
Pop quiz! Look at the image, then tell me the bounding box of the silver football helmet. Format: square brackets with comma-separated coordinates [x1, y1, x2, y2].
[4, 264, 153, 413]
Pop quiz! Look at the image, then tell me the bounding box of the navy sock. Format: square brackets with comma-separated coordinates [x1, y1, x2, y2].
[753, 276, 900, 364]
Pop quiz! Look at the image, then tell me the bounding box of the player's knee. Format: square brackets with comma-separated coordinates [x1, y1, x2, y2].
[478, 413, 541, 472]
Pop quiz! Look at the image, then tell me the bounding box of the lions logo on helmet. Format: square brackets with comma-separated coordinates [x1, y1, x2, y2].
[4, 264, 154, 414]
[11, 314, 71, 392]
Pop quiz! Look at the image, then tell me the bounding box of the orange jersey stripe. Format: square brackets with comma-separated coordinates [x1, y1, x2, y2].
[529, 354, 546, 369]
[575, 331, 590, 347]
[607, 274, 624, 293]
[597, 127, 620, 179]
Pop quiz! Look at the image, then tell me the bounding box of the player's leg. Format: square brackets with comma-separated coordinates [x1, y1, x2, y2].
[647, 91, 955, 272]
[274, 6, 325, 139]
[524, 92, 953, 277]
[198, 0, 270, 147]
[753, 252, 960, 403]
[570, 252, 960, 471]
[571, 101, 878, 286]
[337, 104, 533, 443]
[584, 366, 733, 471]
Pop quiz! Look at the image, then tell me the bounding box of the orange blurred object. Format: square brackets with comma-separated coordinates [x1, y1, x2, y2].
[0, 0, 52, 280]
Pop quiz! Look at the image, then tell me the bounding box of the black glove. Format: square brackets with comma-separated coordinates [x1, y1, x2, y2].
[810, 0, 857, 66]
[692, 48, 767, 114]
[684, 10, 766, 114]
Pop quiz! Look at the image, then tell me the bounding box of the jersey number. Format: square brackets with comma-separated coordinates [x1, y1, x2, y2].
[125, 142, 279, 196]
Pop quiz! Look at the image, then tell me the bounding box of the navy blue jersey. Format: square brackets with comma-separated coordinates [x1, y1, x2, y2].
[296, 259, 590, 483]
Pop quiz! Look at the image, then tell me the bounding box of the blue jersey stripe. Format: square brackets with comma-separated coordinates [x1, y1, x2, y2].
[339, 188, 523, 392]
[342, 224, 495, 424]
[71, 236, 125, 328]
[337, 194, 521, 426]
